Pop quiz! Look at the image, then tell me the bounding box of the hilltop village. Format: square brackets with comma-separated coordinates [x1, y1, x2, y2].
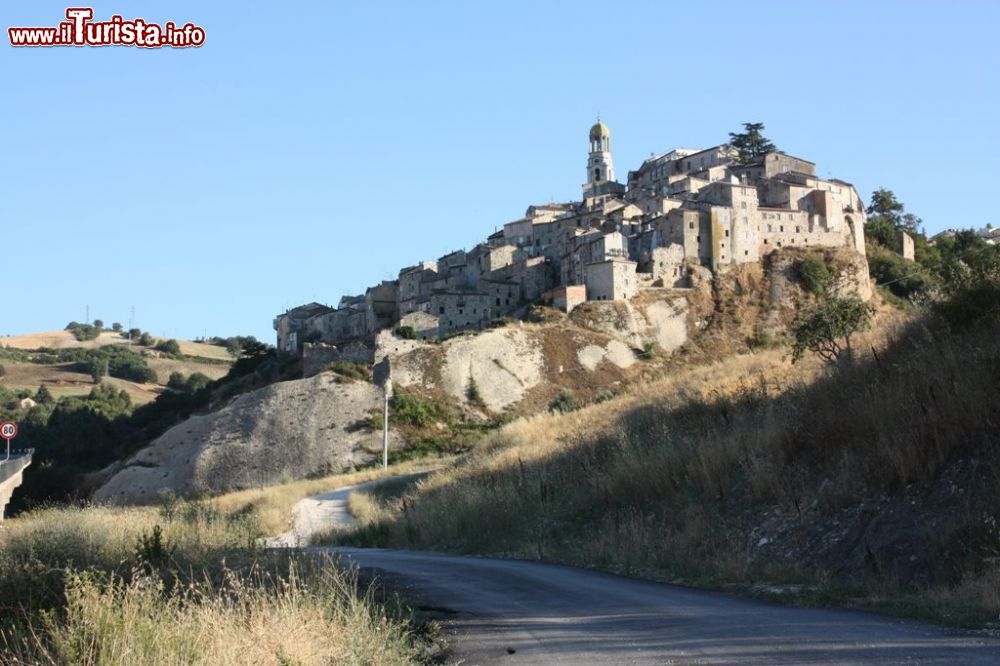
[274, 122, 868, 351]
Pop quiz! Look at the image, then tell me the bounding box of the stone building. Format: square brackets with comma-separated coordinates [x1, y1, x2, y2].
[276, 120, 867, 348]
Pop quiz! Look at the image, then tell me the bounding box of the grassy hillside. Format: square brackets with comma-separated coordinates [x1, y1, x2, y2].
[0, 330, 231, 405]
[329, 302, 1000, 628]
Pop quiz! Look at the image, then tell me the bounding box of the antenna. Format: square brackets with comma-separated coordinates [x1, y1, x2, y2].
[85, 304, 90, 325]
[128, 305, 135, 347]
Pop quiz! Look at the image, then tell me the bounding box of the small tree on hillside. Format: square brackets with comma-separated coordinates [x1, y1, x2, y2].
[112, 322, 123, 332]
[791, 296, 874, 364]
[728, 122, 777, 165]
[138, 333, 154, 347]
[34, 384, 54, 405]
[93, 319, 104, 330]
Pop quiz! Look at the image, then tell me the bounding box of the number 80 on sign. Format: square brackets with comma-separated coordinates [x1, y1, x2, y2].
[0, 421, 17, 441]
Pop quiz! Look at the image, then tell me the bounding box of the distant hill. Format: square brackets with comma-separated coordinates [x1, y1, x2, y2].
[0, 330, 232, 405]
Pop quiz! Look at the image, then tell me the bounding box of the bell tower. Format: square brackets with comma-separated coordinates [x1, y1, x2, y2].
[587, 120, 614, 183]
[584, 120, 618, 197]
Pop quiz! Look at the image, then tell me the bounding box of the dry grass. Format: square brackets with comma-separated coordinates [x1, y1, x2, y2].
[0, 361, 167, 405]
[146, 357, 230, 381]
[0, 503, 421, 664]
[329, 314, 1000, 627]
[1, 331, 234, 363]
[209, 458, 451, 536]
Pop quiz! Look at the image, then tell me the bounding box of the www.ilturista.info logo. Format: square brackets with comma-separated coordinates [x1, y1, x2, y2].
[8, 8, 205, 48]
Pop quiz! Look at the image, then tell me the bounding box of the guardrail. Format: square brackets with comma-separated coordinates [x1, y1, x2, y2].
[0, 449, 33, 486]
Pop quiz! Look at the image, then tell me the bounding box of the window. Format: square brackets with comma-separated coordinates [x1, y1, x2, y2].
[724, 230, 730, 237]
[795, 226, 800, 233]
[696, 235, 701, 243]
[741, 202, 747, 209]
[744, 250, 749, 256]
[689, 221, 694, 229]
[780, 226, 784, 232]
[458, 309, 463, 315]
[439, 306, 445, 314]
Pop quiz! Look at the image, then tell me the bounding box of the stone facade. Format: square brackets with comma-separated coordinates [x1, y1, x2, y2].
[276, 121, 867, 347]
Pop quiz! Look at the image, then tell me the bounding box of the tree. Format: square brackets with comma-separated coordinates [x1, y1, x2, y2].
[112, 322, 123, 332]
[91, 358, 108, 384]
[866, 187, 904, 221]
[93, 319, 104, 329]
[127, 327, 141, 340]
[728, 122, 777, 165]
[138, 333, 154, 347]
[791, 297, 875, 364]
[34, 384, 54, 405]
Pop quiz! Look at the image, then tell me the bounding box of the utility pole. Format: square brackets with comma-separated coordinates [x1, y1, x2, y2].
[372, 358, 392, 469]
[382, 385, 391, 469]
[128, 305, 135, 347]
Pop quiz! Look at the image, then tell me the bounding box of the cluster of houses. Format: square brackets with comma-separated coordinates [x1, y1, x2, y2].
[275, 122, 868, 351]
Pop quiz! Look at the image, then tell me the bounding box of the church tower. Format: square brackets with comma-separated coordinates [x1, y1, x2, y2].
[584, 120, 622, 197]
[587, 120, 615, 184]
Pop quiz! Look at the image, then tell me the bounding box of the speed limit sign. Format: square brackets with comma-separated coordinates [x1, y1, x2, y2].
[0, 421, 16, 461]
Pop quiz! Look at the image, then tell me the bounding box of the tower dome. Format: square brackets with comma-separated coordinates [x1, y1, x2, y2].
[589, 121, 611, 141]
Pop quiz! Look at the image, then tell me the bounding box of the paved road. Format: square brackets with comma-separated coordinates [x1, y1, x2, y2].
[331, 548, 1000, 665]
[272, 476, 1000, 664]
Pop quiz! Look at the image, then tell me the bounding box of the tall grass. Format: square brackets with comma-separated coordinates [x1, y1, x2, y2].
[0, 502, 423, 664]
[330, 317, 1000, 627]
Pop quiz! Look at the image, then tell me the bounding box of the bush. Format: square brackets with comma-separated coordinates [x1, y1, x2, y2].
[167, 372, 186, 391]
[112, 322, 123, 332]
[69, 324, 101, 342]
[933, 282, 1000, 331]
[138, 333, 154, 347]
[325, 361, 369, 383]
[155, 339, 182, 356]
[390, 387, 451, 428]
[798, 255, 831, 296]
[126, 328, 141, 341]
[867, 245, 933, 300]
[548, 389, 577, 413]
[394, 326, 417, 340]
[0, 365, 5, 379]
[93, 320, 104, 330]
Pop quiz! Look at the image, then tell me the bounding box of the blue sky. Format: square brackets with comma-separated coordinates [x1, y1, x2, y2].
[2, 1, 998, 342]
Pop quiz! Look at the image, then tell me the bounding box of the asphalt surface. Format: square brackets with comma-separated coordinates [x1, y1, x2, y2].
[272, 475, 1000, 664]
[330, 547, 1000, 665]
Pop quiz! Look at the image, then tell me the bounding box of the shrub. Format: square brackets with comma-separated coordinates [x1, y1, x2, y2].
[138, 333, 154, 347]
[394, 326, 417, 340]
[466, 376, 484, 407]
[390, 387, 451, 427]
[112, 322, 123, 332]
[93, 319, 104, 330]
[69, 324, 101, 342]
[798, 255, 831, 296]
[548, 389, 577, 413]
[126, 328, 141, 341]
[167, 372, 186, 391]
[326, 361, 369, 383]
[155, 339, 182, 356]
[0, 365, 5, 378]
